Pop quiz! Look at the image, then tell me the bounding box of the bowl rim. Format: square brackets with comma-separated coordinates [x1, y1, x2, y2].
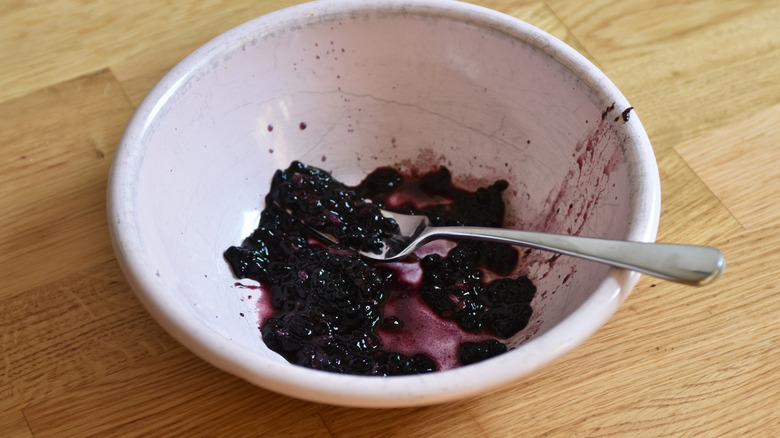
[107, 0, 660, 408]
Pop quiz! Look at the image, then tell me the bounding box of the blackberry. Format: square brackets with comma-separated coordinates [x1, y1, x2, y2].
[420, 250, 488, 332]
[381, 316, 404, 331]
[418, 167, 456, 196]
[269, 161, 400, 254]
[224, 161, 537, 375]
[459, 340, 508, 366]
[376, 352, 438, 375]
[354, 167, 404, 197]
[420, 248, 535, 337]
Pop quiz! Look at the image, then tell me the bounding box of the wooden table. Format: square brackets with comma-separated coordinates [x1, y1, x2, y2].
[2, 1, 778, 436]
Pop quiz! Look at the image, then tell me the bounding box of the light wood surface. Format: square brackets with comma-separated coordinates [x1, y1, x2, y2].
[2, 1, 778, 436]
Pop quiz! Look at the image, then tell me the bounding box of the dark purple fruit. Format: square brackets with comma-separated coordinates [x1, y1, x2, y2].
[459, 340, 508, 365]
[224, 161, 536, 375]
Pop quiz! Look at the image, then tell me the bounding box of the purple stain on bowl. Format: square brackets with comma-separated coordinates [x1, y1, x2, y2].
[601, 102, 616, 119]
[299, 122, 307, 130]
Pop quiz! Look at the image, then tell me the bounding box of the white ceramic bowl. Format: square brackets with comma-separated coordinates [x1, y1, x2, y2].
[108, 0, 660, 407]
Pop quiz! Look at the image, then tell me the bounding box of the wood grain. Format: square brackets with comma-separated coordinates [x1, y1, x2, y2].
[0, 0, 309, 104]
[24, 349, 332, 437]
[676, 103, 780, 230]
[0, 260, 179, 412]
[0, 70, 131, 298]
[1, 0, 778, 436]
[547, 0, 780, 153]
[0, 410, 33, 438]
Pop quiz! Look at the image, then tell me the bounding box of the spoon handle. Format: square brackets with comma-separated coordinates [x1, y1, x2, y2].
[424, 227, 725, 285]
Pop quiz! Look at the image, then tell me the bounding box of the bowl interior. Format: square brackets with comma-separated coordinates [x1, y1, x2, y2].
[110, 1, 658, 407]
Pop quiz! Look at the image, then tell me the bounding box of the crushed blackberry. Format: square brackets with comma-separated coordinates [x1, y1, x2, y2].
[224, 161, 537, 375]
[267, 160, 399, 254]
[419, 250, 535, 337]
[354, 167, 404, 197]
[381, 316, 404, 331]
[459, 340, 508, 365]
[375, 352, 437, 375]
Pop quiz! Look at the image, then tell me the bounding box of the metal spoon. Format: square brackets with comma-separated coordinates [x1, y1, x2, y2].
[307, 209, 725, 286]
